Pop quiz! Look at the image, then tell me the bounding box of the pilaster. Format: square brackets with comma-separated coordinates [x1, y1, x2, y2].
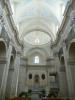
[10, 51, 21, 97]
[63, 41, 74, 99]
[17, 57, 28, 95]
[0, 42, 12, 100]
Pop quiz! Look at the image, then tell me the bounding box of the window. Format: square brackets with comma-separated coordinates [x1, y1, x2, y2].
[34, 56, 39, 64]
[35, 38, 40, 44]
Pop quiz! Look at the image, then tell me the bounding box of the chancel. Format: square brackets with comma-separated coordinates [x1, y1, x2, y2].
[0, 0, 75, 100]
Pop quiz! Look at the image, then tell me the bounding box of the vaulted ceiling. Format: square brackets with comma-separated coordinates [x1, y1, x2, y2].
[12, 0, 68, 46]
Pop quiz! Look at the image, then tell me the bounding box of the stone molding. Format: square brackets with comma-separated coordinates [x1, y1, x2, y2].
[0, 57, 7, 64]
[68, 58, 75, 65]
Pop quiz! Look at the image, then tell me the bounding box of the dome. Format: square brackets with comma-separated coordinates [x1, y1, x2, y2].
[24, 31, 51, 46]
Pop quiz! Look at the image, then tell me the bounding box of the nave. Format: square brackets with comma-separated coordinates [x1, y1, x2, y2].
[0, 0, 75, 100]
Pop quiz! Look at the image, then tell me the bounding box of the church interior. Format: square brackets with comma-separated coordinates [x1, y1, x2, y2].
[0, 0, 75, 100]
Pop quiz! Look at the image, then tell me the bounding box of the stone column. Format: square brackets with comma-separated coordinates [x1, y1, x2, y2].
[0, 43, 12, 100]
[10, 51, 20, 97]
[46, 58, 54, 93]
[46, 58, 51, 88]
[17, 57, 28, 95]
[63, 42, 74, 99]
[53, 52, 68, 97]
[53, 53, 60, 89]
[24, 58, 28, 86]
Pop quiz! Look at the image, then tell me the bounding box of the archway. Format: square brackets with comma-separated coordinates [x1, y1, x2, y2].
[0, 41, 6, 57]
[60, 56, 64, 65]
[69, 42, 75, 94]
[33, 75, 40, 91]
[0, 41, 6, 88]
[26, 48, 49, 65]
[34, 75, 40, 84]
[69, 42, 75, 58]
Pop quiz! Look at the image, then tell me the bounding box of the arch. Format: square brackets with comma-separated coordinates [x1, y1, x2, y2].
[60, 56, 65, 65]
[20, 22, 54, 41]
[34, 74, 40, 84]
[58, 47, 63, 60]
[5, 47, 16, 99]
[69, 40, 75, 58]
[23, 29, 52, 39]
[12, 47, 16, 58]
[26, 47, 49, 57]
[34, 56, 39, 64]
[25, 47, 49, 65]
[60, 56, 66, 72]
[0, 39, 6, 93]
[0, 40, 6, 57]
[68, 40, 75, 94]
[59, 56, 68, 96]
[27, 51, 46, 65]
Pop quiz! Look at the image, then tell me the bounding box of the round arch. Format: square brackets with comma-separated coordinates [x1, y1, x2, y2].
[0, 39, 7, 91]
[0, 39, 7, 57]
[68, 39, 75, 58]
[34, 74, 40, 84]
[26, 48, 49, 65]
[20, 21, 54, 41]
[26, 47, 49, 58]
[68, 39, 75, 94]
[60, 56, 65, 65]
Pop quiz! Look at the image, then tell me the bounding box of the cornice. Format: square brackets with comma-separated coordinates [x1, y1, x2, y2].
[51, 0, 73, 48]
[2, 0, 23, 47]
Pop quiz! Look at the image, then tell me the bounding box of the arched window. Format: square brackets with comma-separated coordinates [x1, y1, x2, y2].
[34, 56, 39, 64]
[35, 38, 40, 44]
